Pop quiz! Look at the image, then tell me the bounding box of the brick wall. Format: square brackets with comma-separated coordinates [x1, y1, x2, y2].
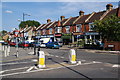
[104, 41, 120, 51]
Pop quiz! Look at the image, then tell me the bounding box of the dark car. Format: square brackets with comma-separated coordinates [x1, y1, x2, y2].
[8, 42, 16, 46]
[31, 41, 41, 47]
[46, 42, 60, 49]
[18, 41, 29, 47]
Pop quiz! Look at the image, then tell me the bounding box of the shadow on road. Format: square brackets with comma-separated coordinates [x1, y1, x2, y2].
[48, 57, 93, 80]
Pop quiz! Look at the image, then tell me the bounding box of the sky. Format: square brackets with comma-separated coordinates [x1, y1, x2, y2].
[1, 0, 119, 32]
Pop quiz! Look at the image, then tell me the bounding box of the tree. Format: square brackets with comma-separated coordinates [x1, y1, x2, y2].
[19, 20, 40, 29]
[92, 14, 120, 41]
[0, 30, 7, 36]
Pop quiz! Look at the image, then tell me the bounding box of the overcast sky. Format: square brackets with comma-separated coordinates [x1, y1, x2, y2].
[1, 0, 119, 32]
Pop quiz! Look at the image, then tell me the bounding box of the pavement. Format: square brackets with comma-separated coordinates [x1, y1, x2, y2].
[0, 45, 119, 63]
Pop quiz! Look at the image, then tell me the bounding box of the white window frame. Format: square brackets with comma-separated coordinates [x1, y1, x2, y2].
[43, 29, 46, 35]
[49, 28, 53, 34]
[58, 27, 62, 33]
[76, 24, 82, 32]
[89, 23, 94, 31]
[66, 26, 70, 33]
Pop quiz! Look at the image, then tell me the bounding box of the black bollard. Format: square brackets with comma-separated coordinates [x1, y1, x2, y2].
[37, 46, 40, 56]
[34, 45, 36, 55]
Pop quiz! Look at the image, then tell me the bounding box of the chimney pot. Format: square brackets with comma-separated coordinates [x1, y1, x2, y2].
[106, 4, 113, 11]
[60, 16, 65, 21]
[47, 19, 51, 23]
[79, 11, 84, 16]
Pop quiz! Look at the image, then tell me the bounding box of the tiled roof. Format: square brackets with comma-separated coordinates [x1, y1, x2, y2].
[103, 8, 118, 19]
[36, 24, 44, 30]
[61, 19, 68, 26]
[74, 14, 91, 24]
[49, 21, 58, 28]
[41, 22, 52, 29]
[64, 17, 78, 26]
[87, 11, 105, 23]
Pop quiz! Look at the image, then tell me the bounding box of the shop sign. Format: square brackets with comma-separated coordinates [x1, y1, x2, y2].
[55, 34, 62, 37]
[85, 32, 99, 35]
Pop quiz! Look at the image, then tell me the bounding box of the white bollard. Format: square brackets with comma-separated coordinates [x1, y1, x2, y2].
[4, 46, 7, 57]
[0, 43, 2, 51]
[7, 45, 10, 56]
[69, 49, 77, 64]
[37, 51, 45, 68]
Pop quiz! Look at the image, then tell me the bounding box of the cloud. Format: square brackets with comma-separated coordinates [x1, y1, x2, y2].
[5, 10, 13, 13]
[58, 2, 118, 15]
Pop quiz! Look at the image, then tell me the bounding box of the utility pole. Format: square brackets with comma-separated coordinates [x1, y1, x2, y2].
[23, 13, 31, 21]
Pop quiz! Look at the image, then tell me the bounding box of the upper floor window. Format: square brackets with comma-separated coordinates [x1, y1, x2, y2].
[43, 29, 46, 35]
[89, 23, 94, 31]
[49, 28, 53, 34]
[76, 24, 82, 32]
[55, 27, 62, 33]
[66, 26, 70, 33]
[37, 30, 41, 35]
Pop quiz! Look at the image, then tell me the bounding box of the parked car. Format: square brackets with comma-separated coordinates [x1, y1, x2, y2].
[8, 42, 16, 46]
[46, 42, 60, 49]
[18, 41, 29, 47]
[58, 41, 63, 47]
[31, 41, 41, 47]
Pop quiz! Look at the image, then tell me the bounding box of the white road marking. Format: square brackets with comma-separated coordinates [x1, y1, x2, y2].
[26, 66, 34, 72]
[0, 62, 32, 66]
[1, 66, 30, 73]
[31, 59, 38, 62]
[55, 56, 59, 57]
[112, 64, 120, 68]
[0, 61, 100, 77]
[60, 57, 64, 58]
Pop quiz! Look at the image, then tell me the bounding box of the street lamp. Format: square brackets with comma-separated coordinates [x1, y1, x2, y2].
[23, 13, 31, 21]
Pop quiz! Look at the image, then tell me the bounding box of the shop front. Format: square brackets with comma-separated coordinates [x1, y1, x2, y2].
[62, 33, 72, 45]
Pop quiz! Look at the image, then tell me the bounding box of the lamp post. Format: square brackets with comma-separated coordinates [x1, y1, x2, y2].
[23, 13, 31, 21]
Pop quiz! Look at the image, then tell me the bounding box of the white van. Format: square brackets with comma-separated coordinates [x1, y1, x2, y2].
[39, 38, 52, 47]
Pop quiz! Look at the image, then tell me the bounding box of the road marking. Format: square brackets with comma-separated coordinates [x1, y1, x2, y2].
[26, 66, 34, 72]
[60, 57, 65, 58]
[0, 61, 101, 77]
[55, 56, 59, 57]
[112, 64, 120, 68]
[0, 56, 35, 63]
[0, 61, 32, 66]
[1, 66, 30, 73]
[31, 59, 38, 62]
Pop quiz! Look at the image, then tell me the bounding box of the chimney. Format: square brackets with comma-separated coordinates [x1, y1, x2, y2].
[47, 19, 51, 23]
[60, 16, 65, 21]
[79, 11, 84, 16]
[106, 4, 113, 11]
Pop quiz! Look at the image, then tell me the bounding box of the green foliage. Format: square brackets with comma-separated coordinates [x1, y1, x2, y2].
[0, 30, 7, 36]
[19, 20, 40, 29]
[93, 14, 120, 41]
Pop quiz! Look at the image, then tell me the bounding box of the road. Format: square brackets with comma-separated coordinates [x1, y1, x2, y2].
[0, 47, 119, 79]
